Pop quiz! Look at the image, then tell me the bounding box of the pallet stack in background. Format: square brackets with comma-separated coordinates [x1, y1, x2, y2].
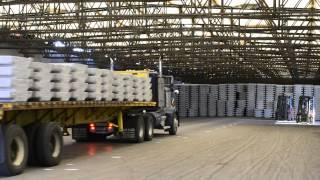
[264, 84, 275, 118]
[236, 84, 247, 117]
[175, 85, 189, 117]
[254, 84, 265, 118]
[227, 84, 236, 117]
[174, 83, 320, 121]
[208, 85, 218, 117]
[217, 84, 227, 117]
[199, 85, 209, 117]
[188, 85, 199, 117]
[247, 84, 257, 117]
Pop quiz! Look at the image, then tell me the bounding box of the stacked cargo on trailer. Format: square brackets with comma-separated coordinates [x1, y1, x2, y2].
[0, 56, 179, 176]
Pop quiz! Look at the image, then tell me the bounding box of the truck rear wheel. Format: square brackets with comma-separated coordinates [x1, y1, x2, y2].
[144, 115, 154, 141]
[124, 115, 145, 143]
[36, 123, 63, 167]
[0, 124, 28, 176]
[24, 123, 41, 166]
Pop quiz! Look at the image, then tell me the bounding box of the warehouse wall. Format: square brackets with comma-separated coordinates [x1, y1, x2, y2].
[174, 84, 320, 120]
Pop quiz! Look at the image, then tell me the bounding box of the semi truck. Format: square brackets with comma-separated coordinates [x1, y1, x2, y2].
[0, 69, 179, 176]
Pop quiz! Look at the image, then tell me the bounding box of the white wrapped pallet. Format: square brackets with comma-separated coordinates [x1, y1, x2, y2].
[0, 56, 33, 102]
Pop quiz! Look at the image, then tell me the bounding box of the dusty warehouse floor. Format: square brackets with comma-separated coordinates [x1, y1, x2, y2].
[3, 118, 320, 180]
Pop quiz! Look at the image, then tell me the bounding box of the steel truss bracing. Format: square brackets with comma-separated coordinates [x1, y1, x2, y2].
[0, 0, 319, 84]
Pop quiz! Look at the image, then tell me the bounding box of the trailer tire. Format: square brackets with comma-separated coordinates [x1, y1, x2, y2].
[167, 113, 178, 135]
[36, 123, 63, 167]
[0, 125, 28, 176]
[24, 123, 41, 166]
[144, 115, 154, 141]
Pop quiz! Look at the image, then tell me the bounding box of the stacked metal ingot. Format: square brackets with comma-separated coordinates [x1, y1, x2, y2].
[101, 69, 113, 101]
[86, 68, 102, 100]
[0, 56, 33, 102]
[59, 63, 88, 101]
[112, 74, 126, 101]
[29, 62, 53, 101]
[51, 64, 72, 101]
[133, 76, 152, 101]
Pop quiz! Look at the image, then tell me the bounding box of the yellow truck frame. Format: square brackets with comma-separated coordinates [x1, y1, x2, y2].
[0, 101, 156, 129]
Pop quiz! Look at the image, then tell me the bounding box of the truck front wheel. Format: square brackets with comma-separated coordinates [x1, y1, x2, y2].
[167, 113, 178, 135]
[144, 115, 154, 141]
[36, 122, 63, 167]
[0, 124, 28, 176]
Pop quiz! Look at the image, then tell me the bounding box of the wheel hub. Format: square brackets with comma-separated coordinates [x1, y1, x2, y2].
[10, 137, 25, 166]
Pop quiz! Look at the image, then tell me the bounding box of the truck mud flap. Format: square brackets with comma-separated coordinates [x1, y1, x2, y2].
[0, 125, 5, 164]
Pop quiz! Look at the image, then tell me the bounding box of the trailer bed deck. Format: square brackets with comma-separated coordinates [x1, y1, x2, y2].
[0, 101, 156, 111]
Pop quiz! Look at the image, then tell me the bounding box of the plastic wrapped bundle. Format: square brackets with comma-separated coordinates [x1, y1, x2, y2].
[0, 56, 33, 102]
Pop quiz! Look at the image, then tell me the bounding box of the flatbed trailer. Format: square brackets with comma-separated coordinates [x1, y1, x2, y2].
[0, 101, 156, 126]
[0, 71, 179, 177]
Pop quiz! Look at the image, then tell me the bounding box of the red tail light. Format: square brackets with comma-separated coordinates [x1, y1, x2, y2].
[89, 123, 96, 132]
[106, 123, 113, 131]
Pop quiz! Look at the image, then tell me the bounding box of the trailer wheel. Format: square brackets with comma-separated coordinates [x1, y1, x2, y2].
[24, 123, 41, 166]
[167, 113, 178, 135]
[0, 124, 28, 176]
[144, 115, 154, 141]
[36, 123, 63, 167]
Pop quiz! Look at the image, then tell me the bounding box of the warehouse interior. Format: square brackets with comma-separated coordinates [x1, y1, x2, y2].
[1, 0, 320, 179]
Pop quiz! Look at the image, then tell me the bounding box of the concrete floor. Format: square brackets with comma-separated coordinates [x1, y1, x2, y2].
[4, 118, 320, 180]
